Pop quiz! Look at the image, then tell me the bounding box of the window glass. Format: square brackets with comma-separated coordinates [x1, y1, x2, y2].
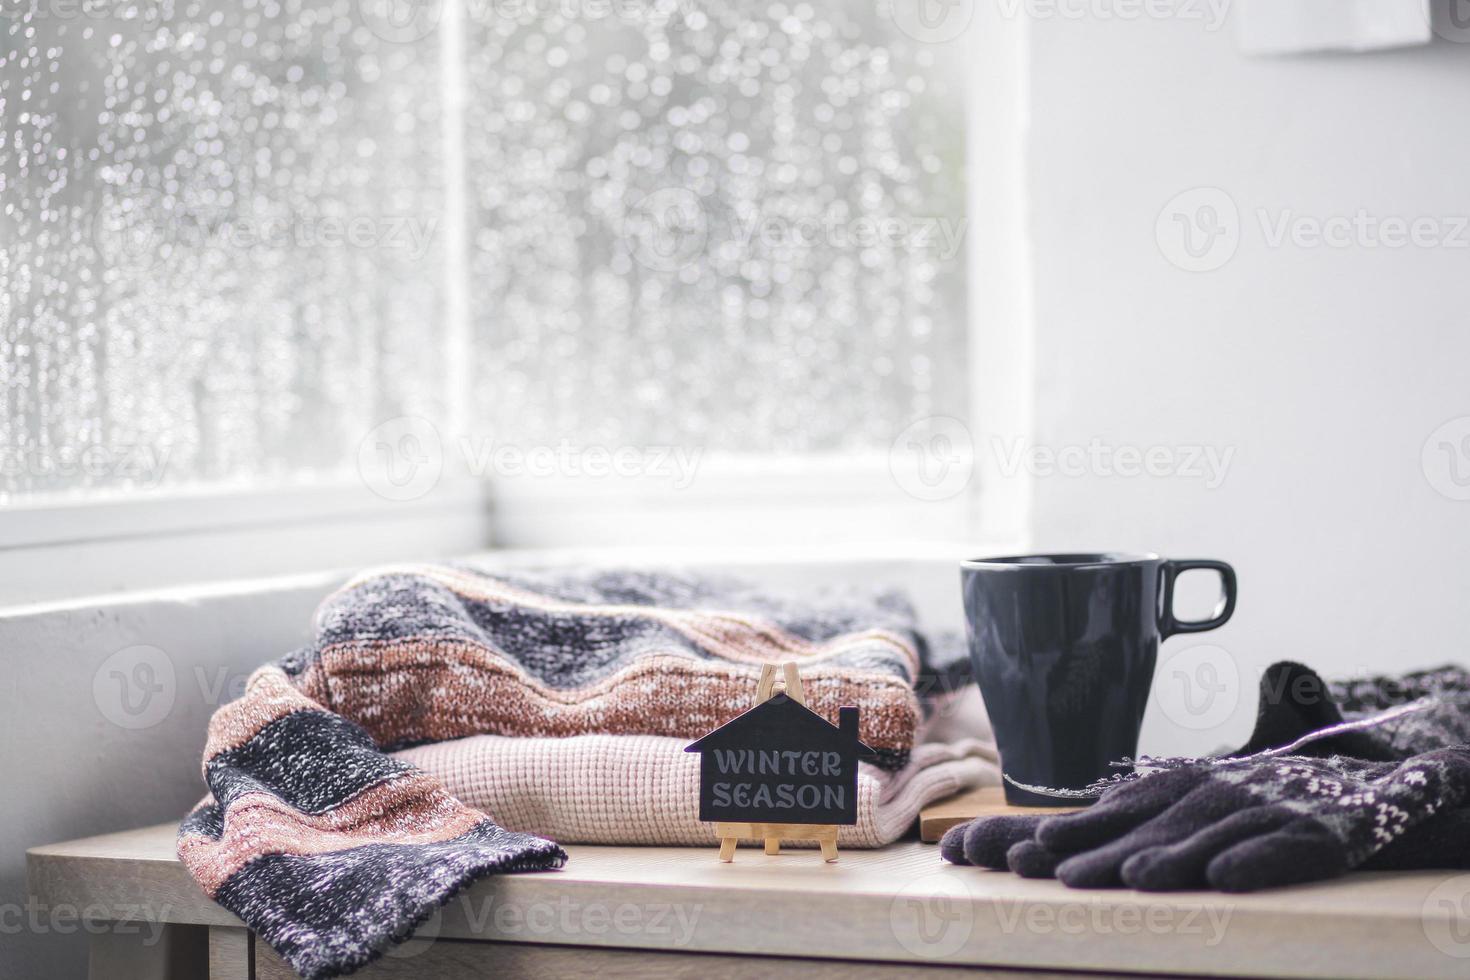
[0, 0, 445, 498]
[465, 0, 966, 453]
[0, 0, 965, 500]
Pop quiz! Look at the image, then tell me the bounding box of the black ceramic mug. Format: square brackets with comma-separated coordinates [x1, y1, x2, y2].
[961, 553, 1237, 806]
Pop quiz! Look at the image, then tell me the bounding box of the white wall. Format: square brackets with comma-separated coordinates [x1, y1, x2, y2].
[1015, 9, 1470, 755]
[1, 577, 333, 979]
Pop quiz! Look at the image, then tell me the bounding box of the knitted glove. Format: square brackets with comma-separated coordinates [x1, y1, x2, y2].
[941, 664, 1470, 888]
[937, 662, 1365, 871]
[1364, 805, 1470, 870]
[943, 745, 1470, 891]
[940, 666, 1470, 882]
[939, 813, 1041, 869]
[1333, 664, 1470, 715]
[941, 789, 1470, 877]
[1234, 661, 1470, 760]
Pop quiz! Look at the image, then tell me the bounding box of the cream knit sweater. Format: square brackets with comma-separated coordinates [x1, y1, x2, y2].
[397, 734, 999, 847]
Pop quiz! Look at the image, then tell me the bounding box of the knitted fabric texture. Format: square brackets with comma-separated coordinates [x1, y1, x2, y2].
[941, 662, 1470, 892]
[180, 564, 949, 977]
[281, 563, 935, 768]
[1233, 661, 1470, 760]
[397, 735, 999, 847]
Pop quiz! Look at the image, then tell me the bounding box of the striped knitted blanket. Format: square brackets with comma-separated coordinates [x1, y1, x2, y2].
[178, 564, 946, 978]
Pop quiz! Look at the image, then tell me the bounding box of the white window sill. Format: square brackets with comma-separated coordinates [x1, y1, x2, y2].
[0, 453, 1013, 608]
[0, 481, 489, 607]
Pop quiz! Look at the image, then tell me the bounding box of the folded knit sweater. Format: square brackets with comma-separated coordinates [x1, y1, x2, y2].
[398, 734, 998, 847]
[287, 563, 931, 768]
[179, 564, 956, 979]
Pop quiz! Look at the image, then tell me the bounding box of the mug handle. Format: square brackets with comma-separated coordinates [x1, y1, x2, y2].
[1160, 559, 1237, 638]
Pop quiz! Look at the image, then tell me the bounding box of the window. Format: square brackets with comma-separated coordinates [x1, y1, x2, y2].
[3, 0, 964, 492]
[1, 0, 970, 594]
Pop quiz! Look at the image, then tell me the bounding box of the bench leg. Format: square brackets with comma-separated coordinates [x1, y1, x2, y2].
[718, 837, 737, 862]
[208, 926, 252, 980]
[764, 837, 781, 855]
[88, 923, 207, 980]
[819, 838, 839, 862]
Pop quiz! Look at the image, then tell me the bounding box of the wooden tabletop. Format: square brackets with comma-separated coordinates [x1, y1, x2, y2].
[27, 823, 1470, 979]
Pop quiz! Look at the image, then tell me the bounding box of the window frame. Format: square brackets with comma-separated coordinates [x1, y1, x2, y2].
[0, 3, 1034, 605]
[0, 480, 489, 606]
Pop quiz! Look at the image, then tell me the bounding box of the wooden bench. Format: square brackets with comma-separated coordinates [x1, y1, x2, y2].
[27, 823, 1470, 979]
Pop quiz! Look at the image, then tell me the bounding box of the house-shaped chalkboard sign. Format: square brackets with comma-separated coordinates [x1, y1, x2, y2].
[685, 662, 876, 862]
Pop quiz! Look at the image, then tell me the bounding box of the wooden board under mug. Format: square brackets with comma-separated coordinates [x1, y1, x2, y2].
[919, 785, 1087, 842]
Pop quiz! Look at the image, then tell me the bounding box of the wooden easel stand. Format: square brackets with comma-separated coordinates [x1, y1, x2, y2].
[714, 663, 842, 863]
